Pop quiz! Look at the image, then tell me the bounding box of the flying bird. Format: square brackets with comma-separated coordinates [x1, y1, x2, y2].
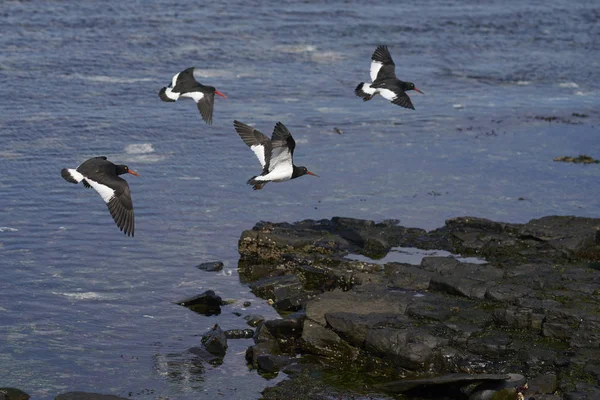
[159, 67, 227, 124]
[61, 156, 139, 236]
[233, 120, 318, 190]
[355, 45, 423, 110]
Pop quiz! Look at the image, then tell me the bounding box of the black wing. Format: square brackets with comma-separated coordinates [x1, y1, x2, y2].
[233, 120, 273, 170]
[270, 122, 296, 157]
[173, 67, 198, 93]
[371, 45, 397, 81]
[196, 90, 215, 125]
[391, 92, 415, 110]
[106, 179, 135, 237]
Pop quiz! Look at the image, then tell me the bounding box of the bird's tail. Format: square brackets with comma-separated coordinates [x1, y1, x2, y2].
[159, 87, 177, 102]
[61, 168, 83, 184]
[355, 82, 375, 101]
[247, 176, 267, 190]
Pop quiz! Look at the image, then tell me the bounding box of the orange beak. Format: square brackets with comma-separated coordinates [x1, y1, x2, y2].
[215, 90, 227, 98]
[414, 87, 424, 94]
[128, 170, 140, 177]
[307, 171, 319, 177]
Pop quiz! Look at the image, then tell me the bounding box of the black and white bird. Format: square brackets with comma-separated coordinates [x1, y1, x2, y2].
[355, 45, 423, 110]
[61, 156, 139, 237]
[233, 120, 318, 190]
[159, 67, 227, 125]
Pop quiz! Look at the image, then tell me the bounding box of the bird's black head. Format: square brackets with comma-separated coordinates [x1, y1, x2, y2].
[403, 82, 424, 94]
[117, 165, 140, 177]
[292, 166, 319, 179]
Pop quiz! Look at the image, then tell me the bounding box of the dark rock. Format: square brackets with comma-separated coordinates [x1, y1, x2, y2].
[429, 274, 488, 299]
[325, 312, 408, 347]
[376, 373, 511, 393]
[248, 274, 318, 311]
[528, 373, 558, 394]
[265, 316, 304, 340]
[243, 301, 251, 307]
[195, 261, 224, 272]
[256, 354, 295, 373]
[224, 328, 254, 339]
[187, 346, 223, 364]
[55, 393, 128, 400]
[0, 388, 30, 400]
[201, 324, 228, 356]
[564, 382, 600, 399]
[244, 314, 265, 327]
[300, 320, 358, 360]
[246, 341, 280, 368]
[384, 262, 431, 290]
[305, 285, 412, 326]
[175, 290, 223, 316]
[365, 326, 448, 370]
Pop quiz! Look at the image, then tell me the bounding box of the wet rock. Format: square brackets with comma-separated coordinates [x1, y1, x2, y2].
[563, 383, 600, 399]
[187, 346, 223, 364]
[467, 373, 526, 399]
[244, 313, 265, 327]
[246, 341, 280, 368]
[376, 373, 511, 393]
[0, 388, 29, 400]
[243, 301, 251, 307]
[248, 274, 318, 311]
[325, 312, 408, 348]
[365, 326, 448, 370]
[384, 262, 431, 290]
[239, 215, 600, 398]
[300, 320, 358, 360]
[201, 324, 227, 356]
[224, 328, 254, 339]
[256, 354, 295, 373]
[554, 155, 599, 164]
[175, 290, 223, 316]
[55, 393, 129, 400]
[527, 373, 558, 394]
[195, 261, 224, 272]
[305, 284, 411, 326]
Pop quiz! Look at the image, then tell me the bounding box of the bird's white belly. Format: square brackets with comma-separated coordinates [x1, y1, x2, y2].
[256, 164, 293, 182]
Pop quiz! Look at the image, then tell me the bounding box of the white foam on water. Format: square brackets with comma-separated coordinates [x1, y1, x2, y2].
[311, 51, 343, 63]
[453, 104, 464, 109]
[65, 73, 154, 83]
[559, 82, 579, 88]
[125, 143, 154, 154]
[516, 81, 531, 85]
[53, 291, 110, 300]
[276, 44, 317, 53]
[0, 227, 18, 232]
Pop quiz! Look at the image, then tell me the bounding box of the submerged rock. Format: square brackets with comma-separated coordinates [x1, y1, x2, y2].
[175, 289, 224, 316]
[195, 261, 224, 272]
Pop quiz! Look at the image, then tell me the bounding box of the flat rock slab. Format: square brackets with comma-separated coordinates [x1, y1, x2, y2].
[55, 393, 129, 400]
[195, 261, 224, 272]
[376, 373, 511, 393]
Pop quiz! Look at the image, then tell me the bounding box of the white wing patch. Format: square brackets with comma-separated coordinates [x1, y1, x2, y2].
[370, 60, 383, 82]
[181, 91, 205, 102]
[170, 72, 180, 88]
[361, 83, 377, 95]
[85, 178, 116, 204]
[378, 88, 397, 102]
[250, 144, 266, 168]
[67, 168, 85, 183]
[268, 149, 292, 172]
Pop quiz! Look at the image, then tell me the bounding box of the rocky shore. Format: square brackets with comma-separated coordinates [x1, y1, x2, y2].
[236, 215, 600, 399]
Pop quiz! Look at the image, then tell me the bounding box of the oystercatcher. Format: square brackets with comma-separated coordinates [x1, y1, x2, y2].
[355, 45, 423, 110]
[233, 120, 318, 190]
[159, 67, 227, 125]
[61, 156, 139, 237]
